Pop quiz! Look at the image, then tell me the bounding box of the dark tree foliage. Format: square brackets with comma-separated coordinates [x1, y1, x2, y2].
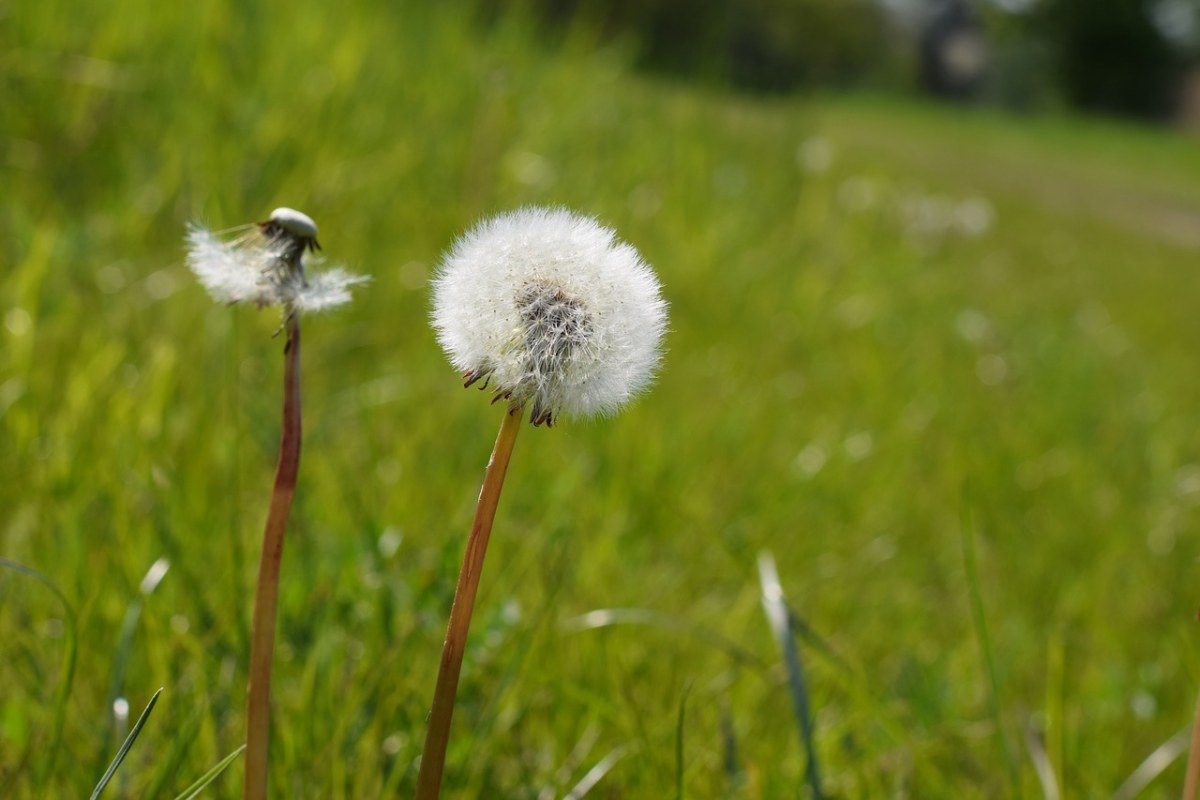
[727, 0, 887, 90]
[490, 0, 886, 92]
[1038, 0, 1182, 118]
[918, 0, 987, 101]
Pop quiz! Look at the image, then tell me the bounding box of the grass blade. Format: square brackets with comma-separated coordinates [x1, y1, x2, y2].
[1111, 725, 1191, 800]
[563, 607, 766, 668]
[0, 558, 78, 789]
[537, 725, 599, 800]
[141, 703, 208, 798]
[90, 687, 163, 799]
[172, 743, 247, 800]
[786, 604, 853, 675]
[720, 706, 741, 787]
[675, 681, 692, 800]
[960, 507, 1020, 794]
[96, 557, 170, 780]
[757, 551, 823, 799]
[1023, 723, 1059, 800]
[562, 745, 629, 800]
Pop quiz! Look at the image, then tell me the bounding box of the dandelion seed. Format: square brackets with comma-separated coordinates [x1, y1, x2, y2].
[431, 206, 667, 426]
[186, 207, 368, 314]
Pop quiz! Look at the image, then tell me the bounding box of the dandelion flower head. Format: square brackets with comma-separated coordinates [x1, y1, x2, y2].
[186, 207, 368, 314]
[432, 206, 668, 426]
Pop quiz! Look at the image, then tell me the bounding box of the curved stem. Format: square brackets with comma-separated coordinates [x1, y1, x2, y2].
[243, 318, 302, 800]
[415, 408, 522, 800]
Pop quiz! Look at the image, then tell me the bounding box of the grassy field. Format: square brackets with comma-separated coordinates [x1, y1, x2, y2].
[3, 2, 1200, 797]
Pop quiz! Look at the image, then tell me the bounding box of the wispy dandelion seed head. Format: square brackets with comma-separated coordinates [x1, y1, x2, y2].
[185, 207, 368, 313]
[432, 206, 668, 426]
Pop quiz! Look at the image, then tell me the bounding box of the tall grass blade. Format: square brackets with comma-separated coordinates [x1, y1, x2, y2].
[960, 507, 1021, 795]
[562, 745, 629, 800]
[172, 743, 247, 800]
[97, 557, 169, 779]
[142, 703, 207, 798]
[1111, 725, 1190, 800]
[1023, 723, 1059, 800]
[0, 558, 78, 789]
[786, 605, 853, 675]
[537, 725, 599, 800]
[757, 551, 823, 799]
[720, 707, 741, 787]
[90, 687, 163, 799]
[675, 680, 692, 800]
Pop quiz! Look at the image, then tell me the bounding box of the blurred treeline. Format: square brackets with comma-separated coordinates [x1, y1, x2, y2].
[487, 0, 1200, 122]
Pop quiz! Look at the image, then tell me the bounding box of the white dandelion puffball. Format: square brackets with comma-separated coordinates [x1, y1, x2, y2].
[186, 207, 368, 313]
[432, 206, 668, 426]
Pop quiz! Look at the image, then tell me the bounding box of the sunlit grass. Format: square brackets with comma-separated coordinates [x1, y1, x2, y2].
[2, 2, 1199, 796]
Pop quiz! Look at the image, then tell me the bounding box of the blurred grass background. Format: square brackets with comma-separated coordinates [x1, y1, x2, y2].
[3, 0, 1200, 796]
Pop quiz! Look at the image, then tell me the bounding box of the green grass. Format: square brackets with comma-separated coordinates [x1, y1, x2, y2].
[3, 2, 1200, 796]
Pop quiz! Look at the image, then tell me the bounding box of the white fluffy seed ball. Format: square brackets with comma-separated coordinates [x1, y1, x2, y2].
[431, 207, 668, 424]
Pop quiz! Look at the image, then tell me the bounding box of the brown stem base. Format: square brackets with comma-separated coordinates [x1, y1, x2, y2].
[1185, 686, 1200, 800]
[243, 318, 302, 800]
[415, 408, 522, 800]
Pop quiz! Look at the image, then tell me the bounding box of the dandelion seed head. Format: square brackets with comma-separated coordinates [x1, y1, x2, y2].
[186, 208, 366, 314]
[432, 206, 668, 426]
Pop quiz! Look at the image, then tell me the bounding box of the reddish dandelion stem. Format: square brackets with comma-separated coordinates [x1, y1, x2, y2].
[243, 318, 302, 800]
[1185, 686, 1200, 800]
[415, 408, 522, 800]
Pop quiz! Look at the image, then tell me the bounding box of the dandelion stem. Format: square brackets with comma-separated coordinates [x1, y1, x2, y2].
[1185, 686, 1200, 800]
[416, 407, 522, 799]
[243, 317, 302, 800]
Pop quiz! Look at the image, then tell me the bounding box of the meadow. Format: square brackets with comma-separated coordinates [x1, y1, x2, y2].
[3, 2, 1200, 796]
